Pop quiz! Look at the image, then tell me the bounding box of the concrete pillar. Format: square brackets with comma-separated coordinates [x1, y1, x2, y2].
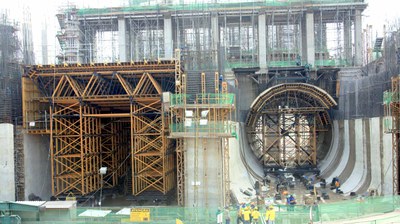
[164, 13, 173, 59]
[302, 12, 315, 66]
[211, 13, 219, 69]
[185, 139, 223, 207]
[24, 134, 52, 200]
[42, 25, 48, 64]
[118, 16, 127, 61]
[354, 10, 362, 66]
[344, 17, 352, 66]
[258, 12, 267, 70]
[0, 124, 15, 201]
[343, 17, 353, 65]
[315, 21, 327, 55]
[134, 31, 140, 61]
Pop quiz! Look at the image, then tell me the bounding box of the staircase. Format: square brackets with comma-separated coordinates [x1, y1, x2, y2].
[338, 67, 363, 78]
[124, 169, 132, 196]
[373, 37, 384, 52]
[186, 71, 217, 96]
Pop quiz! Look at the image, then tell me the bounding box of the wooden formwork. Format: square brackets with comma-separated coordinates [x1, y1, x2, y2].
[245, 83, 337, 169]
[23, 60, 180, 197]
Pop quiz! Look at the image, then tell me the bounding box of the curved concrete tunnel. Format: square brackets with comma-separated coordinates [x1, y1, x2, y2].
[230, 78, 394, 202]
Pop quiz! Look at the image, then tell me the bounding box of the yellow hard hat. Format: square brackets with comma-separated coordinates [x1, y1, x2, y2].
[269, 205, 274, 209]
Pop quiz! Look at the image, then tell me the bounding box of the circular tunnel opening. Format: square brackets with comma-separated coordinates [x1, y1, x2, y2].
[245, 83, 337, 172]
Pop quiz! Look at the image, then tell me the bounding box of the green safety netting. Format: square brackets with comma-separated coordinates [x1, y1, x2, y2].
[7, 196, 400, 224]
[383, 91, 393, 105]
[383, 91, 400, 104]
[170, 122, 236, 135]
[76, 0, 365, 16]
[384, 117, 392, 131]
[170, 93, 235, 106]
[169, 93, 236, 136]
[226, 61, 258, 69]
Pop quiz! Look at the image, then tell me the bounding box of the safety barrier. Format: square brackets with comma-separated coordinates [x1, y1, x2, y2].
[8, 195, 399, 224]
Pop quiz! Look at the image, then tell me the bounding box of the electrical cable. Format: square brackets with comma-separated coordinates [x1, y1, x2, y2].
[80, 152, 132, 206]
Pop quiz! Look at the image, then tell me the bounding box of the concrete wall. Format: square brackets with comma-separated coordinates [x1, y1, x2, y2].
[333, 67, 392, 120]
[0, 123, 15, 201]
[320, 117, 393, 195]
[229, 123, 262, 204]
[235, 74, 259, 122]
[184, 138, 223, 208]
[23, 134, 51, 200]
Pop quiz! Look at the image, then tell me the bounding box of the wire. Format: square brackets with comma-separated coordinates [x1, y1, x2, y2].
[372, 157, 393, 194]
[80, 152, 132, 206]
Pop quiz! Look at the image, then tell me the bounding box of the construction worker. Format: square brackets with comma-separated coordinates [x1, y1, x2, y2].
[217, 207, 223, 224]
[251, 207, 260, 224]
[249, 203, 255, 223]
[242, 207, 252, 224]
[287, 194, 296, 211]
[265, 205, 276, 224]
[224, 206, 231, 224]
[335, 179, 340, 193]
[236, 204, 244, 224]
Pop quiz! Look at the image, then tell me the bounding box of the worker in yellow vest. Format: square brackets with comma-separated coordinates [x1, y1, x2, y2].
[242, 207, 252, 224]
[265, 205, 275, 224]
[251, 207, 260, 224]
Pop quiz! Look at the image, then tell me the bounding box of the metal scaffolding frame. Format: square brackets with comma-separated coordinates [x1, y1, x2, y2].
[266, 9, 302, 66]
[384, 76, 400, 195]
[128, 15, 164, 61]
[174, 12, 213, 71]
[0, 13, 22, 123]
[55, 1, 366, 69]
[170, 66, 236, 206]
[22, 59, 180, 197]
[246, 83, 336, 169]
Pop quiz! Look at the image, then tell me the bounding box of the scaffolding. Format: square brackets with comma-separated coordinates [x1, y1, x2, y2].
[22, 59, 180, 197]
[246, 83, 336, 169]
[383, 76, 400, 195]
[55, 0, 366, 70]
[170, 65, 236, 206]
[0, 13, 22, 123]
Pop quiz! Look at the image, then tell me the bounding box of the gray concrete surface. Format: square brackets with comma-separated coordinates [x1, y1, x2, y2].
[340, 119, 366, 193]
[229, 117, 394, 198]
[321, 120, 349, 186]
[320, 118, 393, 196]
[381, 121, 393, 195]
[184, 138, 223, 207]
[229, 131, 257, 204]
[23, 134, 51, 200]
[319, 120, 340, 177]
[0, 123, 15, 201]
[235, 74, 258, 122]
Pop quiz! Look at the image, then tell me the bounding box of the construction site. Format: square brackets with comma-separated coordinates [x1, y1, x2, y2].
[1, 0, 400, 223]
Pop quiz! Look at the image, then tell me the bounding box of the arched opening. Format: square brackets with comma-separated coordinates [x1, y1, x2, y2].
[246, 83, 337, 171]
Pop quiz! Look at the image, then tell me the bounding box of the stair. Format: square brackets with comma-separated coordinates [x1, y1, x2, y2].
[186, 71, 217, 95]
[373, 37, 384, 52]
[186, 71, 201, 97]
[125, 169, 132, 195]
[338, 67, 363, 78]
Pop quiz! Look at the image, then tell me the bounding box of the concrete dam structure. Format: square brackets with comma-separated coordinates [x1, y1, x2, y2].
[2, 1, 400, 214]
